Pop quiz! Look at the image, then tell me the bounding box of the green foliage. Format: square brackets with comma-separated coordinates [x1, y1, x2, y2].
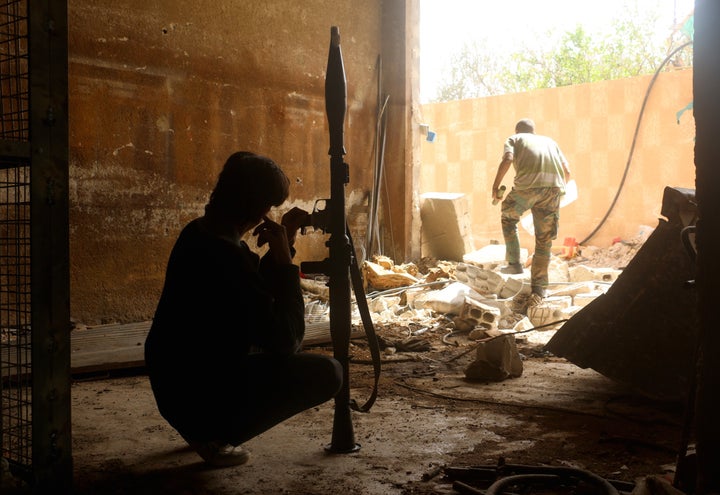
[431, 2, 694, 102]
[433, 40, 507, 101]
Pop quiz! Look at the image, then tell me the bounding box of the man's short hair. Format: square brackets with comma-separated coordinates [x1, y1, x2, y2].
[515, 118, 535, 134]
[206, 151, 290, 224]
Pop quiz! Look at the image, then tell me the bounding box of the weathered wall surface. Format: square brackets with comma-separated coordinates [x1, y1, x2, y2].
[419, 69, 695, 254]
[68, 1, 390, 324]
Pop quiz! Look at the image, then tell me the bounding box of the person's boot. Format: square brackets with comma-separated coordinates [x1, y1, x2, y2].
[526, 292, 544, 310]
[191, 441, 250, 467]
[500, 263, 524, 274]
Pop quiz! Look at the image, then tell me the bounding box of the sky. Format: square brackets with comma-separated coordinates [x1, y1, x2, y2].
[419, 0, 696, 102]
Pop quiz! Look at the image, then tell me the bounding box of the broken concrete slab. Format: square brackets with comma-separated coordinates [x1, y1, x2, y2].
[463, 244, 528, 269]
[368, 295, 402, 314]
[498, 275, 530, 299]
[547, 281, 595, 298]
[464, 334, 523, 382]
[547, 255, 571, 283]
[411, 281, 478, 315]
[420, 192, 475, 261]
[569, 264, 622, 283]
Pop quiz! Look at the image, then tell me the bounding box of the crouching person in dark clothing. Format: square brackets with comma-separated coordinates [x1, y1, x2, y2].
[144, 151, 343, 467]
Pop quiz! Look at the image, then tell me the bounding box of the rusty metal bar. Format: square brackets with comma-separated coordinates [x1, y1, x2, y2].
[694, 1, 720, 492]
[28, 0, 71, 491]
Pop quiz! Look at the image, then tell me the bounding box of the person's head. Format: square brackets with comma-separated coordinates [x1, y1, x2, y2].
[205, 151, 290, 228]
[515, 118, 535, 134]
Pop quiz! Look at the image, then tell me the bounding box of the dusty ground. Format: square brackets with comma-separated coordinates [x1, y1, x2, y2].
[70, 328, 685, 495]
[66, 236, 689, 494]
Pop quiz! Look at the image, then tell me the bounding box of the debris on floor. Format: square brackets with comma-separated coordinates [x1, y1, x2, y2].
[299, 227, 651, 385]
[68, 223, 688, 495]
[463, 333, 523, 382]
[65, 225, 690, 495]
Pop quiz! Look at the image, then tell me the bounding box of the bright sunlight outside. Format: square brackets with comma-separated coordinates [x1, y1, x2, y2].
[419, 0, 696, 103]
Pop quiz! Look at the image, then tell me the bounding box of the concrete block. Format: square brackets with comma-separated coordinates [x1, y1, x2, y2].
[527, 296, 573, 328]
[454, 264, 470, 284]
[464, 334, 523, 382]
[368, 295, 401, 314]
[561, 306, 583, 319]
[499, 276, 530, 299]
[548, 255, 570, 282]
[545, 295, 573, 310]
[549, 282, 594, 298]
[412, 281, 471, 315]
[463, 244, 528, 269]
[573, 291, 604, 308]
[466, 293, 513, 317]
[512, 317, 535, 332]
[421, 192, 475, 261]
[459, 296, 501, 331]
[569, 265, 622, 283]
[468, 327, 505, 341]
[459, 263, 505, 295]
[592, 267, 622, 283]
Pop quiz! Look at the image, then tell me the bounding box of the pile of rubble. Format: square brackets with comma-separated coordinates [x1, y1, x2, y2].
[361, 246, 623, 335]
[572, 225, 654, 270]
[300, 228, 651, 382]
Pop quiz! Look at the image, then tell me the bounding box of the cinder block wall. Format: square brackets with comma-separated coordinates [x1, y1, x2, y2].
[419, 69, 695, 251]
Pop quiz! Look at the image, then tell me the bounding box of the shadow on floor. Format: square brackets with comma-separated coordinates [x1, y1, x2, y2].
[73, 445, 225, 495]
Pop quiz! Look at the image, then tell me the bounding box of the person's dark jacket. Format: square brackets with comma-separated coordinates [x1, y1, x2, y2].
[144, 218, 305, 440]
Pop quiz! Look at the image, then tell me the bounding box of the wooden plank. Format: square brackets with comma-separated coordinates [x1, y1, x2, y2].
[1, 318, 367, 377]
[70, 321, 151, 374]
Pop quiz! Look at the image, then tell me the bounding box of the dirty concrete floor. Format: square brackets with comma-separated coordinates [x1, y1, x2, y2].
[70, 332, 685, 495]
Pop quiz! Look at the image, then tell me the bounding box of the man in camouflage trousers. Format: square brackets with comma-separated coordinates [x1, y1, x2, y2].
[491, 118, 571, 309]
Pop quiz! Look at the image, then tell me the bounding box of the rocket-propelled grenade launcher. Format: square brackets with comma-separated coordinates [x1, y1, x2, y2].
[300, 26, 359, 454]
[301, 26, 382, 454]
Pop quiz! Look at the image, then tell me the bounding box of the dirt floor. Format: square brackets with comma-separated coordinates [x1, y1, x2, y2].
[69, 328, 687, 495]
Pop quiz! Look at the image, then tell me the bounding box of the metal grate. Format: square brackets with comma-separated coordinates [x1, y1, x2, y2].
[0, 0, 31, 477]
[0, 162, 31, 470]
[0, 0, 28, 141]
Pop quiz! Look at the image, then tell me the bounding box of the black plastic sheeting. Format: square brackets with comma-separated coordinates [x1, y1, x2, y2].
[546, 187, 698, 401]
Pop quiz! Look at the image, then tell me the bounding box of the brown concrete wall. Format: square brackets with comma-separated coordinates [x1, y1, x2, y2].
[419, 69, 695, 253]
[68, 1, 391, 324]
[379, 0, 423, 263]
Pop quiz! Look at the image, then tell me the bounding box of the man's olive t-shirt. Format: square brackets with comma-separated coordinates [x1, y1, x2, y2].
[504, 132, 568, 190]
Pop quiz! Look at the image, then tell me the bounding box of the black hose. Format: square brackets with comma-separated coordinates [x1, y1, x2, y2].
[579, 41, 693, 246]
[485, 467, 620, 495]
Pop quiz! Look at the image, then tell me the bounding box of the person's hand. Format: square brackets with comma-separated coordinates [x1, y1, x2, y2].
[492, 184, 506, 204]
[280, 207, 311, 246]
[253, 216, 293, 265]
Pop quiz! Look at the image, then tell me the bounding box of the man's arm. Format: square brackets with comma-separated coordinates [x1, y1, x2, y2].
[492, 152, 513, 200]
[561, 161, 571, 182]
